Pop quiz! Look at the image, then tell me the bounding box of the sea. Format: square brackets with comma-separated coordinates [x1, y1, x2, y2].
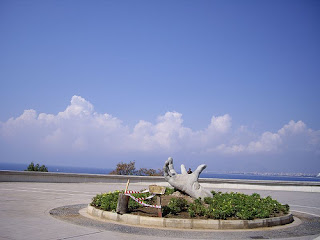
[1, 162, 319, 182]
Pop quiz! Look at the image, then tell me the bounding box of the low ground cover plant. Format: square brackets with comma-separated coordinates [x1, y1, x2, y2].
[91, 188, 289, 220]
[188, 191, 289, 220]
[91, 188, 175, 211]
[91, 190, 153, 211]
[162, 198, 188, 216]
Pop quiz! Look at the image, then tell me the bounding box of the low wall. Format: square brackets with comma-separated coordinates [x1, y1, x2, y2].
[86, 205, 294, 230]
[1, 170, 319, 192]
[0, 170, 165, 184]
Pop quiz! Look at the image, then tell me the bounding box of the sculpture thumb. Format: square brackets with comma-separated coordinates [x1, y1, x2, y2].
[181, 164, 187, 175]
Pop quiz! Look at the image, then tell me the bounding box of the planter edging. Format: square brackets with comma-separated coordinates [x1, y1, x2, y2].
[87, 205, 294, 230]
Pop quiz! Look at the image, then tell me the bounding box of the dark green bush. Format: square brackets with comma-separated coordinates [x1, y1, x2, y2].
[91, 190, 153, 212]
[91, 190, 121, 211]
[188, 198, 207, 217]
[162, 197, 188, 215]
[168, 198, 188, 214]
[91, 189, 289, 221]
[191, 192, 289, 220]
[164, 187, 175, 195]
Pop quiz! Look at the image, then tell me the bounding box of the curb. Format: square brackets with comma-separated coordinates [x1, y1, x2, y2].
[87, 205, 294, 230]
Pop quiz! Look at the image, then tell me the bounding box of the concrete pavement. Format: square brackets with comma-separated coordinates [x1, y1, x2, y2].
[1, 182, 320, 240]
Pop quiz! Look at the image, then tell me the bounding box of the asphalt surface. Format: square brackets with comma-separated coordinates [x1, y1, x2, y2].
[1, 182, 320, 240]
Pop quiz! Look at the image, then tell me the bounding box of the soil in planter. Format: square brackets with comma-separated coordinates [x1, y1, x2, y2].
[129, 193, 194, 219]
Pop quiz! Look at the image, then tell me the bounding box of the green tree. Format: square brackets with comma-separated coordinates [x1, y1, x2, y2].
[25, 162, 48, 172]
[39, 164, 48, 172]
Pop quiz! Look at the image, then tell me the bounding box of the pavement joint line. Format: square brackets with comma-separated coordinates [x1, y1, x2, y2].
[14, 186, 99, 194]
[55, 231, 102, 240]
[291, 210, 320, 218]
[0, 188, 95, 196]
[0, 235, 14, 240]
[290, 204, 320, 210]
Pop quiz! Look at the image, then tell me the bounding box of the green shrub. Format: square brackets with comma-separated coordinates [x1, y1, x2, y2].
[91, 190, 121, 211]
[168, 198, 188, 214]
[91, 189, 290, 221]
[164, 187, 175, 195]
[190, 192, 289, 220]
[91, 189, 153, 212]
[162, 198, 188, 215]
[188, 198, 207, 217]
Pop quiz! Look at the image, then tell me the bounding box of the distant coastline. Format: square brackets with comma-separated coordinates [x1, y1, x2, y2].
[1, 162, 319, 182]
[204, 171, 319, 178]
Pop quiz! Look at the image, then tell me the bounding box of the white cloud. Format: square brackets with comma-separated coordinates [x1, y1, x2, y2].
[278, 120, 307, 136]
[59, 95, 94, 118]
[247, 132, 282, 153]
[130, 111, 193, 152]
[0, 96, 319, 171]
[210, 120, 320, 155]
[208, 114, 232, 133]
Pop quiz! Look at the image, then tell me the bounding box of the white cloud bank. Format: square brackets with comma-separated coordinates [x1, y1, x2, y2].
[1, 96, 319, 171]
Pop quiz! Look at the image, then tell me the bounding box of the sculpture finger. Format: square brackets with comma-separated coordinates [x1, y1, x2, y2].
[180, 164, 187, 175]
[193, 164, 207, 178]
[164, 173, 171, 182]
[166, 157, 177, 176]
[163, 160, 173, 178]
[163, 167, 170, 178]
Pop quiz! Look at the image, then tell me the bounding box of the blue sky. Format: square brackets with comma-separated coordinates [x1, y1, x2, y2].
[0, 1, 319, 173]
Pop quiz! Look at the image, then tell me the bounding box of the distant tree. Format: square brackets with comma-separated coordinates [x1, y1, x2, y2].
[25, 162, 48, 172]
[39, 164, 48, 172]
[109, 161, 136, 175]
[136, 168, 163, 176]
[109, 161, 163, 176]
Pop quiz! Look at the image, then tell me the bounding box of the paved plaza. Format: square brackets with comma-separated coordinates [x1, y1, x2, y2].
[1, 182, 320, 240]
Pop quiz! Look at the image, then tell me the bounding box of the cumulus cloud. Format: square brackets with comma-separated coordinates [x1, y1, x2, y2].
[208, 114, 232, 133]
[0, 95, 319, 171]
[1, 96, 128, 153]
[212, 120, 320, 155]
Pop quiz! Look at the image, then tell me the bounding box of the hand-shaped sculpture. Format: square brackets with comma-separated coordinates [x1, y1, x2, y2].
[163, 157, 213, 199]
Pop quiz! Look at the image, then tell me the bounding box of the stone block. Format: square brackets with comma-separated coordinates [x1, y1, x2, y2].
[140, 216, 164, 227]
[192, 219, 220, 229]
[87, 205, 93, 215]
[126, 214, 140, 225]
[164, 218, 192, 229]
[220, 219, 244, 229]
[102, 211, 118, 221]
[248, 219, 265, 228]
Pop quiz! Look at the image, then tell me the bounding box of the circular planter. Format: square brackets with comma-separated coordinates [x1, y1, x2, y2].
[87, 205, 294, 230]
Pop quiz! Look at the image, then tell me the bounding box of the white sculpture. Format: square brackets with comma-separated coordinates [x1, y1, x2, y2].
[163, 157, 213, 199]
